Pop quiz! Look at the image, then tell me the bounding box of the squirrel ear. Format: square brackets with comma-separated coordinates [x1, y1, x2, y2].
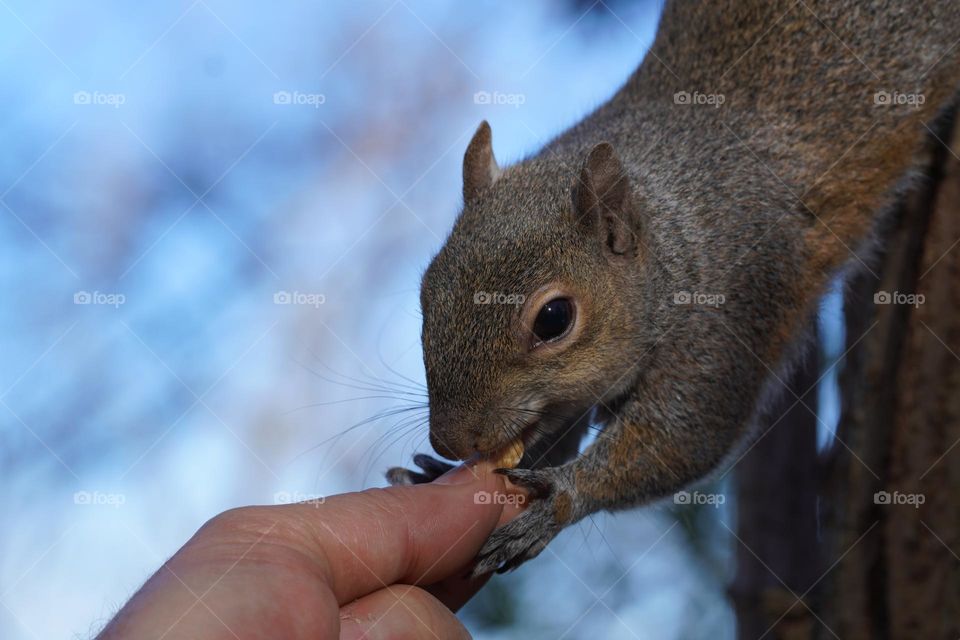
[572, 142, 638, 256]
[463, 121, 501, 202]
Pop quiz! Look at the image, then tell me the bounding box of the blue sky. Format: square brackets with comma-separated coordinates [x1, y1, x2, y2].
[0, 2, 779, 637]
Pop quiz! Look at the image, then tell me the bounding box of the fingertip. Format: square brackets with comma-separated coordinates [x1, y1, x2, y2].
[431, 458, 508, 490]
[432, 461, 484, 485]
[423, 458, 528, 527]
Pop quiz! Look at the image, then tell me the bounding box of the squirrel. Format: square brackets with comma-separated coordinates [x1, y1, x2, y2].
[387, 0, 960, 575]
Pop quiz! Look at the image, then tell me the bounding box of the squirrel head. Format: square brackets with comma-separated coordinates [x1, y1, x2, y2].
[420, 121, 653, 461]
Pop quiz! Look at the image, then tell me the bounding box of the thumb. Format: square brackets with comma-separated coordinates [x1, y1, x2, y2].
[291, 461, 510, 605]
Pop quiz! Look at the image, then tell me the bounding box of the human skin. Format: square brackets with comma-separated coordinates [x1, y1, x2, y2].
[96, 461, 524, 640]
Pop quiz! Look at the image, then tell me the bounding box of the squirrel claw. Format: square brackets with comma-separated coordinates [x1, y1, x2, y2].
[385, 466, 430, 486]
[385, 453, 455, 486]
[494, 467, 553, 499]
[412, 453, 455, 477]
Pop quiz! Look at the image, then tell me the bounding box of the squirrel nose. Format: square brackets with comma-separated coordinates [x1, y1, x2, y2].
[429, 431, 466, 461]
[428, 410, 474, 460]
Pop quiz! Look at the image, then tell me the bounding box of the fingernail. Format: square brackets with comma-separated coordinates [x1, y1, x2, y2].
[433, 462, 481, 485]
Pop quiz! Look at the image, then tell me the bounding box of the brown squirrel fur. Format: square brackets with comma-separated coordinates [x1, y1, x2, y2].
[387, 0, 960, 574]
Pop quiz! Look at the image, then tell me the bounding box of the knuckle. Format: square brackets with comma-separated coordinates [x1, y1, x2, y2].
[199, 506, 277, 539]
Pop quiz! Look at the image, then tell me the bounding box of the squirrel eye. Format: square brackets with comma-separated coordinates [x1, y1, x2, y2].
[532, 297, 573, 344]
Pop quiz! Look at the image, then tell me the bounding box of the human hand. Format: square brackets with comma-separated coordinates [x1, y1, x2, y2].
[96, 461, 525, 639]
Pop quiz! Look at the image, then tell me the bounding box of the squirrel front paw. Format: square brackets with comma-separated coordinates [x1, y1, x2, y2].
[388, 457, 575, 575]
[472, 466, 571, 576]
[385, 453, 455, 486]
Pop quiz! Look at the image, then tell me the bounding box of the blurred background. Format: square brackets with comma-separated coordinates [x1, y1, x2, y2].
[0, 1, 789, 637]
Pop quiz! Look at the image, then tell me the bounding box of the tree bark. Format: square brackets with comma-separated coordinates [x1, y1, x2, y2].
[817, 110, 960, 640]
[731, 339, 820, 640]
[737, 109, 960, 639]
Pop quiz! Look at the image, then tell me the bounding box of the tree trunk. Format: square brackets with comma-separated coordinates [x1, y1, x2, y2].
[731, 337, 820, 640]
[816, 110, 960, 640]
[736, 109, 960, 639]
